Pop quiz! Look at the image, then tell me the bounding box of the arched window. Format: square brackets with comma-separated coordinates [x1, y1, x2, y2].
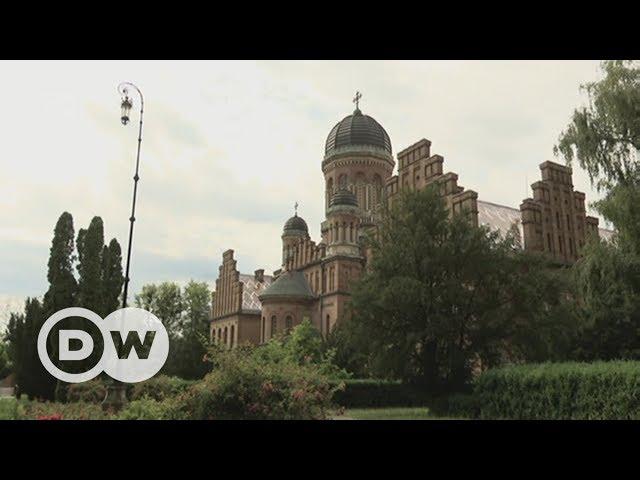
[271, 315, 277, 338]
[261, 317, 266, 343]
[325, 315, 331, 336]
[230, 325, 235, 348]
[224, 326, 228, 346]
[338, 174, 348, 189]
[285, 315, 293, 333]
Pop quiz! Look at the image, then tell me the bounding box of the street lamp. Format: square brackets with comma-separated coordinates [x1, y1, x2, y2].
[103, 81, 145, 410]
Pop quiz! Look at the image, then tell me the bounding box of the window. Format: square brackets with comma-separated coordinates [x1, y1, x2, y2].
[224, 327, 228, 345]
[325, 315, 330, 336]
[261, 317, 265, 343]
[271, 316, 277, 338]
[285, 315, 293, 333]
[230, 325, 235, 348]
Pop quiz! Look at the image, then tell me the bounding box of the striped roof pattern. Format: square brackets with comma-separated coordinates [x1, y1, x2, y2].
[238, 273, 273, 313]
[477, 200, 615, 244]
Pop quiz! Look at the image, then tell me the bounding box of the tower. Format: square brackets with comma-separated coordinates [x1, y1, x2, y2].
[321, 93, 395, 240]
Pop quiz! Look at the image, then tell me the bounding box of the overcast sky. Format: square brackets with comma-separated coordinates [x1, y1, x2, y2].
[0, 60, 608, 325]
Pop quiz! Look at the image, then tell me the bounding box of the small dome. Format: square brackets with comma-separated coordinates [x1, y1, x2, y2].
[330, 189, 358, 208]
[259, 270, 315, 302]
[325, 108, 392, 156]
[283, 214, 308, 236]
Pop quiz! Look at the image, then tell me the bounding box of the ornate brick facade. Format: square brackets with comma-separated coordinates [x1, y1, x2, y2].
[210, 103, 612, 348]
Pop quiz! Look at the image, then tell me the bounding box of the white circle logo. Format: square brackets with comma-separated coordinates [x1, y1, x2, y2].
[37, 307, 169, 383]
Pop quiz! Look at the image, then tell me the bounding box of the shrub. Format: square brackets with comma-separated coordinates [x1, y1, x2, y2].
[21, 400, 112, 420]
[172, 343, 339, 419]
[66, 379, 107, 403]
[473, 361, 640, 419]
[0, 397, 25, 420]
[330, 379, 431, 408]
[446, 393, 479, 419]
[118, 396, 174, 420]
[129, 375, 195, 402]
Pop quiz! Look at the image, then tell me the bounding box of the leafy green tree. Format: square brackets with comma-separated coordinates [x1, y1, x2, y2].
[172, 281, 212, 379]
[571, 237, 640, 360]
[556, 60, 640, 192]
[135, 282, 184, 338]
[556, 60, 640, 360]
[342, 186, 569, 392]
[0, 339, 11, 379]
[134, 281, 211, 379]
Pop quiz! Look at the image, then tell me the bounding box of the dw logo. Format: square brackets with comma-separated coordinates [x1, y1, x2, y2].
[37, 307, 169, 383]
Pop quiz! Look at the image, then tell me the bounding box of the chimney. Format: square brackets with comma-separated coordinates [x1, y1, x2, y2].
[254, 269, 264, 282]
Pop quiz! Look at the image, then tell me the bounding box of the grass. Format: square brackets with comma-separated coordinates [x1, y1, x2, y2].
[337, 406, 463, 420]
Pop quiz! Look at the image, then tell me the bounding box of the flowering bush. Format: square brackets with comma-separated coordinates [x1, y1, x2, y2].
[171, 342, 341, 420]
[22, 399, 113, 420]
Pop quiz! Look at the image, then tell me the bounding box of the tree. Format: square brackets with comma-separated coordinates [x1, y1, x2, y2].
[0, 339, 11, 379]
[556, 60, 640, 360]
[134, 281, 211, 379]
[101, 238, 124, 316]
[42, 212, 77, 317]
[135, 282, 184, 338]
[76, 216, 105, 314]
[343, 186, 569, 392]
[556, 60, 640, 192]
[5, 298, 56, 400]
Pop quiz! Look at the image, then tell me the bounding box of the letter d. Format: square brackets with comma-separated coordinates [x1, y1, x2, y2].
[59, 330, 94, 361]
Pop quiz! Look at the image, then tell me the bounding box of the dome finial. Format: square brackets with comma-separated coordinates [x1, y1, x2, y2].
[294, 201, 299, 216]
[353, 90, 362, 113]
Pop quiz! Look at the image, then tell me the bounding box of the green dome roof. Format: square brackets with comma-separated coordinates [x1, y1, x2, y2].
[283, 214, 308, 236]
[259, 270, 315, 301]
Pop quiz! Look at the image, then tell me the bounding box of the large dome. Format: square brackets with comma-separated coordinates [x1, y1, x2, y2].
[325, 108, 392, 156]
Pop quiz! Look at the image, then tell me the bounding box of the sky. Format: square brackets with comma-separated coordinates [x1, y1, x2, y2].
[0, 60, 608, 327]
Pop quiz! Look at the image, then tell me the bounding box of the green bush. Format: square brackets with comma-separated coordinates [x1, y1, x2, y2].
[118, 396, 174, 420]
[21, 399, 112, 420]
[473, 361, 640, 419]
[66, 379, 107, 403]
[446, 393, 479, 419]
[330, 379, 431, 408]
[171, 343, 339, 420]
[129, 375, 195, 402]
[0, 397, 25, 420]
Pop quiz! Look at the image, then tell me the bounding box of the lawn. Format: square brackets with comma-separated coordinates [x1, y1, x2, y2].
[337, 407, 464, 420]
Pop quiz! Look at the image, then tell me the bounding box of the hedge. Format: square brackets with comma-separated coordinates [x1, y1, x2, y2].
[472, 361, 640, 420]
[330, 379, 432, 408]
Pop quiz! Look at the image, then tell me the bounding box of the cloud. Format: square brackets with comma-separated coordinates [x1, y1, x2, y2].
[0, 60, 610, 307]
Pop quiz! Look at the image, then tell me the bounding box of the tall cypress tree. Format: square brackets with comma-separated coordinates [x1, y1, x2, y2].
[76, 216, 105, 313]
[43, 212, 78, 317]
[101, 238, 124, 316]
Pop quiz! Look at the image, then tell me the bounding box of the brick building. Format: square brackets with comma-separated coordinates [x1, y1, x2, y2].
[210, 102, 612, 347]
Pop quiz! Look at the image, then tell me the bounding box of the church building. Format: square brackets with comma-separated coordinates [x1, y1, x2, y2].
[210, 95, 612, 347]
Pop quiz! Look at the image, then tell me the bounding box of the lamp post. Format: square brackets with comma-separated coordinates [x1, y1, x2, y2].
[102, 82, 144, 410]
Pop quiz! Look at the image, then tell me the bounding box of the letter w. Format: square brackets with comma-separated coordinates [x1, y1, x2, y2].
[110, 331, 156, 359]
